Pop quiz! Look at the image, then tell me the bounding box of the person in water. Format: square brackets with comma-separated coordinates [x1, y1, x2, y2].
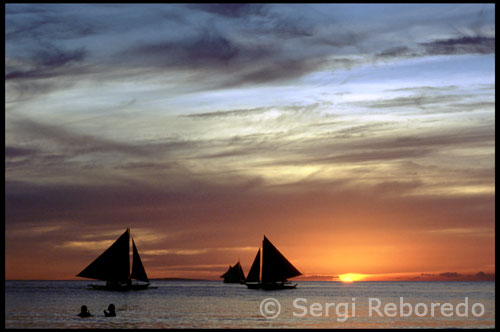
[78, 305, 92, 318]
[104, 304, 116, 317]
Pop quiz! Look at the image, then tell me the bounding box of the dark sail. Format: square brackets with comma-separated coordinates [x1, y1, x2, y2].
[235, 262, 245, 281]
[261, 236, 301, 283]
[131, 238, 149, 283]
[221, 261, 245, 283]
[76, 229, 130, 283]
[220, 266, 232, 278]
[245, 249, 261, 282]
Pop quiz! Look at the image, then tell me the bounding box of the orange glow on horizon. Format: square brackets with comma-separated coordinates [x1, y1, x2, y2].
[339, 273, 366, 282]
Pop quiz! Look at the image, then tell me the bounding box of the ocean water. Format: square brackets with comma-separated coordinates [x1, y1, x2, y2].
[5, 280, 495, 328]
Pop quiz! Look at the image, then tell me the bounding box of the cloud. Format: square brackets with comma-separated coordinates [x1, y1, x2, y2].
[214, 246, 256, 252]
[137, 249, 209, 256]
[141, 246, 255, 256]
[5, 4, 48, 15]
[6, 46, 87, 81]
[153, 264, 230, 274]
[296, 275, 339, 280]
[123, 31, 242, 69]
[8, 224, 62, 238]
[232, 57, 327, 86]
[184, 107, 272, 119]
[374, 35, 495, 61]
[426, 228, 493, 237]
[5, 4, 495, 280]
[418, 271, 495, 281]
[358, 84, 494, 116]
[188, 4, 267, 17]
[5, 44, 89, 103]
[439, 272, 461, 277]
[5, 146, 37, 159]
[376, 46, 413, 59]
[420, 35, 495, 55]
[386, 85, 459, 93]
[6, 4, 495, 103]
[6, 6, 97, 41]
[118, 29, 329, 89]
[8, 116, 156, 159]
[58, 240, 117, 251]
[5, 160, 494, 279]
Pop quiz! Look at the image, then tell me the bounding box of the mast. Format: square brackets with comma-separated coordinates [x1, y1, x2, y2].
[76, 229, 130, 283]
[261, 236, 301, 283]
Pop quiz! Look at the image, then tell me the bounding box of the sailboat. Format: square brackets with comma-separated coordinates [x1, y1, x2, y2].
[245, 235, 302, 290]
[220, 261, 245, 283]
[76, 228, 150, 291]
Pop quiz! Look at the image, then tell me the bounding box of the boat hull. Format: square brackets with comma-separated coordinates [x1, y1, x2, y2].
[245, 282, 262, 289]
[89, 283, 150, 291]
[245, 282, 297, 290]
[261, 283, 297, 290]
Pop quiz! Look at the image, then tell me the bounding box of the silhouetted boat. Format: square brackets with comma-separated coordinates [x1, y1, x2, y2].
[220, 261, 245, 283]
[76, 228, 150, 291]
[245, 236, 301, 290]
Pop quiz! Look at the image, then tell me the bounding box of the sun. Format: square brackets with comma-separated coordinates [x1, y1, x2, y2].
[339, 273, 365, 282]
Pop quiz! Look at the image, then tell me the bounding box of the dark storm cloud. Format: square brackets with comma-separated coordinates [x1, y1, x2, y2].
[6, 14, 96, 41]
[5, 145, 43, 170]
[120, 28, 327, 88]
[420, 35, 495, 55]
[6, 5, 94, 101]
[188, 4, 267, 17]
[7, 11, 318, 93]
[371, 5, 494, 61]
[233, 57, 327, 86]
[5, 146, 37, 159]
[191, 4, 314, 38]
[376, 46, 413, 59]
[374, 35, 495, 61]
[124, 31, 242, 69]
[5, 46, 87, 81]
[6, 4, 495, 100]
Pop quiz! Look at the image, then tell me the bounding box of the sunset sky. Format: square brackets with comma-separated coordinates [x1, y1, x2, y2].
[5, 4, 495, 281]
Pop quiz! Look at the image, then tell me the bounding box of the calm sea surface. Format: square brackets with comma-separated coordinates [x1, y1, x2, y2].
[5, 280, 495, 328]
